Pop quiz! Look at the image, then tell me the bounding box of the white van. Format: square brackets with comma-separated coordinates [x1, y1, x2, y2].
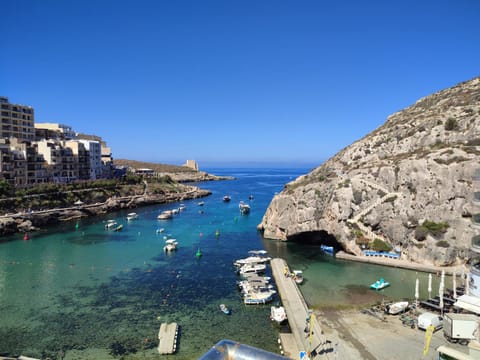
[417, 312, 443, 331]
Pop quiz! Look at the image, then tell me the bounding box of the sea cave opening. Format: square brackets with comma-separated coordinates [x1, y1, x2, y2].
[287, 230, 343, 251]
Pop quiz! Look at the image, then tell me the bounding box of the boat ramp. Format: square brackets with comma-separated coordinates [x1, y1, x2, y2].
[271, 258, 328, 359]
[157, 322, 179, 354]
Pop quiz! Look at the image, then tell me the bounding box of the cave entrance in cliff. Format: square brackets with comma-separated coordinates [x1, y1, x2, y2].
[287, 230, 342, 251]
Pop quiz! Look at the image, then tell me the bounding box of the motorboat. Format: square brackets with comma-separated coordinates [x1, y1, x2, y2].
[320, 245, 334, 256]
[220, 304, 231, 315]
[158, 211, 173, 220]
[234, 255, 272, 268]
[223, 195, 231, 202]
[270, 306, 287, 324]
[239, 201, 250, 214]
[238, 263, 266, 276]
[178, 204, 186, 211]
[163, 239, 178, 252]
[243, 289, 276, 305]
[385, 301, 409, 315]
[105, 220, 117, 230]
[113, 224, 124, 231]
[198, 201, 205, 206]
[370, 277, 390, 290]
[126, 212, 138, 221]
[292, 270, 304, 285]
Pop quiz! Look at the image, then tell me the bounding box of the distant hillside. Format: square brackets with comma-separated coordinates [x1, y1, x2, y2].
[113, 159, 196, 173]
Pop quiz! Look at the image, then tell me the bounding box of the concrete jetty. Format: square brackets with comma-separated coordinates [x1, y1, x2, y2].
[271, 258, 328, 359]
[157, 322, 179, 354]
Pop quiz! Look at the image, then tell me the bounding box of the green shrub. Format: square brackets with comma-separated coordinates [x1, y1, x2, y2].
[436, 240, 450, 248]
[445, 118, 458, 131]
[370, 238, 391, 252]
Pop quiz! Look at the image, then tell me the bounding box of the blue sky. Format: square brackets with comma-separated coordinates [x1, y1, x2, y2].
[1, 1, 479, 168]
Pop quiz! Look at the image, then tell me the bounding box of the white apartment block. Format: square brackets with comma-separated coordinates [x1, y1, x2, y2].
[79, 139, 102, 180]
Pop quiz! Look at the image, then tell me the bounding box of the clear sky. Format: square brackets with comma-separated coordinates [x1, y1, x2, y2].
[1, 1, 479, 168]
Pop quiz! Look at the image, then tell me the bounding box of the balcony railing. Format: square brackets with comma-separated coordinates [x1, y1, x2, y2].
[474, 192, 480, 204]
[473, 234, 480, 252]
[473, 214, 480, 229]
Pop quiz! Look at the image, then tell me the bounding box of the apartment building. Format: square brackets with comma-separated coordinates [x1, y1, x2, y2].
[36, 139, 79, 183]
[78, 139, 102, 180]
[65, 140, 90, 180]
[0, 97, 35, 141]
[35, 122, 76, 140]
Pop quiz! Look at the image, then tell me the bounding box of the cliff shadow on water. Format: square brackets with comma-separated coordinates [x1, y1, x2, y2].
[287, 230, 343, 251]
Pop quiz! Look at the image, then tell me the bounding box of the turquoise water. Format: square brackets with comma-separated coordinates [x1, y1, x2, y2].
[0, 168, 454, 359]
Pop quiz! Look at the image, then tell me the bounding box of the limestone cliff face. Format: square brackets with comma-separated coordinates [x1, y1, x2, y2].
[258, 77, 480, 266]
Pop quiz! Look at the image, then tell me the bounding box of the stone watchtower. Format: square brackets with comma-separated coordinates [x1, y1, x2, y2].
[184, 160, 199, 171]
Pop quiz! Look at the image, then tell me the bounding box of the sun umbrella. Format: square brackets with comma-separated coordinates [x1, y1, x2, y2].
[428, 273, 432, 299]
[466, 272, 470, 296]
[439, 281, 444, 316]
[453, 272, 457, 299]
[415, 278, 419, 307]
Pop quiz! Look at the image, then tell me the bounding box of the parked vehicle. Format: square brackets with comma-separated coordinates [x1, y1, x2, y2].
[417, 312, 443, 332]
[443, 313, 479, 345]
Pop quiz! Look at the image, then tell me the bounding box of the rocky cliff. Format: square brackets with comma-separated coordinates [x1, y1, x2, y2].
[258, 77, 480, 266]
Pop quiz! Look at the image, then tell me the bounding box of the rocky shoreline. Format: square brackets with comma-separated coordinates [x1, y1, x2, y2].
[0, 185, 211, 237]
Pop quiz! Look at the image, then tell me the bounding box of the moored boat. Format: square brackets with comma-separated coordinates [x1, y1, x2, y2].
[223, 195, 231, 202]
[292, 270, 304, 284]
[320, 244, 334, 256]
[270, 305, 287, 324]
[239, 201, 250, 214]
[238, 263, 266, 276]
[126, 212, 138, 221]
[244, 289, 276, 305]
[105, 220, 118, 230]
[158, 211, 173, 220]
[370, 277, 390, 290]
[220, 304, 231, 315]
[113, 224, 124, 231]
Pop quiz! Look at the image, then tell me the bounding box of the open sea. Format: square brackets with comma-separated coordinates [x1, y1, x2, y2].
[0, 167, 454, 359]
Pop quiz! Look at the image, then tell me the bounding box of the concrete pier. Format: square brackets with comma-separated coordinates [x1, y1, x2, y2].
[271, 258, 327, 359]
[157, 322, 179, 354]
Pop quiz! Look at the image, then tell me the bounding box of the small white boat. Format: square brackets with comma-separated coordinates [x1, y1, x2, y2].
[113, 224, 124, 231]
[220, 304, 231, 315]
[179, 204, 186, 211]
[292, 270, 304, 285]
[163, 240, 178, 252]
[244, 289, 276, 305]
[270, 306, 287, 324]
[370, 277, 390, 290]
[105, 220, 117, 230]
[126, 212, 138, 221]
[385, 301, 409, 315]
[239, 201, 250, 214]
[156, 228, 165, 234]
[223, 195, 231, 202]
[238, 263, 266, 276]
[158, 211, 173, 220]
[234, 256, 272, 267]
[198, 201, 205, 206]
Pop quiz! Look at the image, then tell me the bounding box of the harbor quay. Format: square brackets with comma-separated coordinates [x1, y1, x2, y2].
[271, 258, 329, 359]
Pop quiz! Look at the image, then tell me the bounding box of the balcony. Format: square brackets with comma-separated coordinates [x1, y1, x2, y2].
[473, 234, 480, 253]
[474, 169, 480, 182]
[474, 192, 480, 204]
[473, 214, 480, 229]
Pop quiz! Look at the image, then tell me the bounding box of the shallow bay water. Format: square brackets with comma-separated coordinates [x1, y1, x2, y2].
[0, 168, 452, 359]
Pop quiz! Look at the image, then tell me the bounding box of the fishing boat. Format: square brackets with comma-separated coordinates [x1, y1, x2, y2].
[126, 212, 138, 221]
[370, 277, 390, 290]
[220, 304, 231, 315]
[320, 244, 335, 256]
[239, 201, 250, 214]
[385, 301, 409, 315]
[270, 305, 287, 324]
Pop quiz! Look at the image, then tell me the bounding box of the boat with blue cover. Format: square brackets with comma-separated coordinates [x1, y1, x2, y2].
[370, 277, 390, 290]
[320, 244, 334, 256]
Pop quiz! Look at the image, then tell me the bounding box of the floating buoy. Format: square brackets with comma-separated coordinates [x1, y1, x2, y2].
[215, 229, 220, 237]
[23, 233, 30, 241]
[75, 223, 79, 230]
[196, 248, 202, 258]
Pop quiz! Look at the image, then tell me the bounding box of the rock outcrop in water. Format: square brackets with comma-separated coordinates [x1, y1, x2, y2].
[258, 77, 480, 266]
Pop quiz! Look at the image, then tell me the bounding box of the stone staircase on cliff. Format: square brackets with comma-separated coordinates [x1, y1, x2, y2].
[346, 176, 400, 246]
